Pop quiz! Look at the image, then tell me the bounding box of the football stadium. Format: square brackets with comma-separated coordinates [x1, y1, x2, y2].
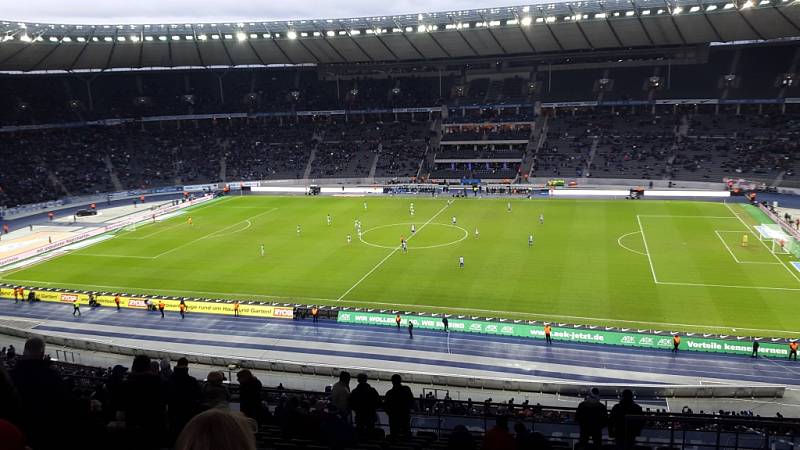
[1, 0, 800, 449]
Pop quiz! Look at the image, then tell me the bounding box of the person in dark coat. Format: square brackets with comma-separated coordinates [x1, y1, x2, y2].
[9, 337, 74, 450]
[167, 358, 201, 440]
[576, 387, 608, 448]
[609, 389, 643, 450]
[348, 373, 381, 434]
[122, 354, 167, 449]
[237, 369, 269, 425]
[383, 374, 415, 439]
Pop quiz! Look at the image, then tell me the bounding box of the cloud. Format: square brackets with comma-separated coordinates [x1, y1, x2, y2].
[3, 0, 523, 24]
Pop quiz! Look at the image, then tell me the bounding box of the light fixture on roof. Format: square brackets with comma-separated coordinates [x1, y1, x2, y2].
[488, 20, 501, 26]
[76, 36, 86, 42]
[91, 36, 99, 42]
[326, 30, 335, 37]
[249, 33, 258, 39]
[350, 30, 360, 35]
[417, 24, 427, 32]
[522, 6, 530, 12]
[117, 36, 126, 41]
[236, 32, 247, 41]
[689, 6, 700, 11]
[625, 10, 635, 16]
[184, 35, 193, 40]
[672, 6, 683, 14]
[158, 35, 167, 41]
[641, 9, 651, 14]
[223, 34, 233, 39]
[287, 30, 297, 39]
[144, 36, 154, 41]
[405, 26, 413, 32]
[171, 35, 180, 40]
[262, 33, 270, 38]
[741, 0, 754, 8]
[104, 36, 113, 42]
[313, 31, 321, 36]
[197, 34, 207, 40]
[211, 34, 220, 40]
[758, 0, 770, 4]
[545, 16, 556, 23]
[48, 36, 58, 42]
[338, 30, 347, 35]
[656, 8, 666, 14]
[130, 35, 140, 42]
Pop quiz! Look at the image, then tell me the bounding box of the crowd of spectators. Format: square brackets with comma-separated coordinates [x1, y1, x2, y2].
[0, 338, 796, 450]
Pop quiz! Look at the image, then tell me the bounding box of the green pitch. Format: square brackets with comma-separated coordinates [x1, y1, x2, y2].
[2, 195, 799, 337]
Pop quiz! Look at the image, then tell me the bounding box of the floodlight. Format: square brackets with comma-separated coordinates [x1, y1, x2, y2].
[287, 30, 297, 39]
[236, 32, 247, 41]
[76, 37, 86, 42]
[535, 17, 544, 23]
[171, 35, 180, 40]
[197, 34, 207, 40]
[625, 10, 635, 16]
[144, 36, 154, 41]
[249, 33, 258, 39]
[326, 30, 335, 37]
[49, 36, 58, 42]
[507, 19, 519, 25]
[158, 35, 167, 41]
[393, 28, 402, 32]
[672, 6, 683, 14]
[594, 13, 606, 18]
[545, 16, 556, 23]
[20, 34, 31, 42]
[350, 30, 360, 35]
[405, 26, 413, 32]
[641, 9, 651, 14]
[522, 6, 530, 12]
[313, 31, 321, 36]
[338, 30, 346, 35]
[417, 25, 426, 32]
[706, 3, 718, 8]
[689, 6, 701, 11]
[130, 35, 140, 42]
[741, 0, 754, 8]
[104, 36, 113, 42]
[92, 37, 99, 42]
[223, 34, 233, 39]
[758, 0, 770, 4]
[117, 36, 126, 41]
[184, 35, 193, 40]
[262, 33, 270, 38]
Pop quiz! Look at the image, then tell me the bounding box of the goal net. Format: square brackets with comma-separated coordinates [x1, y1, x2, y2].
[754, 224, 795, 255]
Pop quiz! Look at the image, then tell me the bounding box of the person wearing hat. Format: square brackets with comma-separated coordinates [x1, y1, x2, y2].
[576, 387, 608, 448]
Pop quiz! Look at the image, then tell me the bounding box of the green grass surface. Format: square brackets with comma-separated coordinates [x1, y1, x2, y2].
[2, 195, 800, 337]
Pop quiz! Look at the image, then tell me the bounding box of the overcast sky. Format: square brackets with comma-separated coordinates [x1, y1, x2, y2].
[4, 0, 526, 25]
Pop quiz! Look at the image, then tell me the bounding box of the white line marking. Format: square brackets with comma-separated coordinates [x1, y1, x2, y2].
[74, 253, 156, 259]
[153, 208, 277, 259]
[616, 231, 647, 256]
[4, 277, 799, 335]
[205, 220, 252, 239]
[637, 215, 740, 219]
[655, 280, 800, 291]
[714, 230, 782, 265]
[358, 222, 468, 250]
[636, 215, 658, 283]
[338, 201, 452, 301]
[724, 202, 800, 284]
[715, 230, 742, 263]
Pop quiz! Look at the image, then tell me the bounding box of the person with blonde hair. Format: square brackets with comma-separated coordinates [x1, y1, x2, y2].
[175, 409, 255, 450]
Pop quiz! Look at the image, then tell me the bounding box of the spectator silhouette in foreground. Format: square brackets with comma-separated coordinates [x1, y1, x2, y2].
[576, 387, 608, 448]
[237, 369, 269, 425]
[201, 371, 231, 410]
[10, 337, 74, 450]
[609, 389, 643, 450]
[482, 415, 515, 450]
[167, 357, 201, 441]
[175, 408, 256, 450]
[122, 354, 167, 449]
[448, 424, 476, 450]
[0, 364, 20, 425]
[384, 374, 415, 439]
[330, 371, 351, 420]
[349, 372, 381, 435]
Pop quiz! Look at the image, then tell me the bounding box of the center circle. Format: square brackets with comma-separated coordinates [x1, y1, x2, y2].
[359, 223, 469, 250]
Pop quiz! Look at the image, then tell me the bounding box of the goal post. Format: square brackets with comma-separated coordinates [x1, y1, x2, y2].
[754, 224, 794, 255]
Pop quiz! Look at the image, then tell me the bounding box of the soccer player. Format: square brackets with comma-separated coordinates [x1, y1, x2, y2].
[459, 256, 464, 268]
[507, 202, 512, 212]
[260, 243, 265, 257]
[188, 216, 193, 226]
[528, 233, 534, 247]
[327, 214, 332, 226]
[411, 224, 416, 234]
[452, 216, 457, 225]
[72, 299, 81, 317]
[357, 229, 362, 240]
[364, 201, 368, 211]
[539, 213, 544, 224]
[347, 234, 352, 244]
[742, 234, 749, 247]
[402, 240, 408, 253]
[296, 225, 301, 236]
[475, 228, 479, 239]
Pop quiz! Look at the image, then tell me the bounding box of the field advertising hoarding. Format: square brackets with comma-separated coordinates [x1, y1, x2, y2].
[337, 312, 791, 358]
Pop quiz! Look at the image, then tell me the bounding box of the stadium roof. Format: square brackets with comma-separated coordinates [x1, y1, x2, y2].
[0, 0, 798, 72]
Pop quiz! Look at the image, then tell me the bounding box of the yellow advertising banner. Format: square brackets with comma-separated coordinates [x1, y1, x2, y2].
[0, 287, 293, 319]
